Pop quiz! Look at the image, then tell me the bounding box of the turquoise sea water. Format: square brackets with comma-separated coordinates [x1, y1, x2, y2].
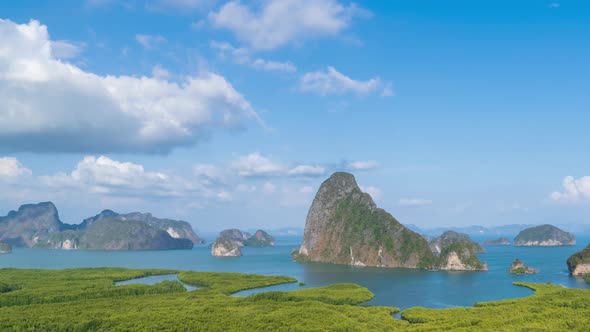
[1, 235, 589, 310]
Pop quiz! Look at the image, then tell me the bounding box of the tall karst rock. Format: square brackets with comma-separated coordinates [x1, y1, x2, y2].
[295, 172, 436, 269]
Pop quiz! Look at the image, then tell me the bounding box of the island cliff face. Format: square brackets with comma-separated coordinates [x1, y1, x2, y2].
[0, 203, 200, 250]
[211, 237, 242, 257]
[430, 231, 487, 271]
[514, 225, 575, 246]
[296, 172, 435, 269]
[567, 245, 590, 276]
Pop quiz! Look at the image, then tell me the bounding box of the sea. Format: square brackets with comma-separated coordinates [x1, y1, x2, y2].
[1, 235, 589, 311]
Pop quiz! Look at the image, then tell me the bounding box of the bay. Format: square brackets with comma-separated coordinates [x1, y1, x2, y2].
[1, 235, 589, 310]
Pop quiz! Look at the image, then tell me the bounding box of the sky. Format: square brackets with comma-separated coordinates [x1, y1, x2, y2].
[0, 0, 589, 235]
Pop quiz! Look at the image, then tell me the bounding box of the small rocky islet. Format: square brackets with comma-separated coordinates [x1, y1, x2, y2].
[484, 237, 511, 245]
[211, 229, 275, 257]
[509, 259, 538, 274]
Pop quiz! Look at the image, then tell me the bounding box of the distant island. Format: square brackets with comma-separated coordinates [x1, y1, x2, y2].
[0, 202, 203, 251]
[294, 172, 486, 271]
[0, 241, 11, 254]
[509, 259, 538, 274]
[211, 229, 274, 257]
[484, 237, 511, 246]
[513, 225, 575, 246]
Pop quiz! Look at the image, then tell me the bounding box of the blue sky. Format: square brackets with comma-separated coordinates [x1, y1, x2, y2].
[0, 0, 589, 234]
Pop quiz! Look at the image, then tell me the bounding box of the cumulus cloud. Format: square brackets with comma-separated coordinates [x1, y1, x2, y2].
[398, 198, 432, 207]
[210, 41, 296, 73]
[347, 160, 378, 170]
[0, 19, 258, 154]
[208, 0, 368, 50]
[39, 156, 197, 197]
[360, 185, 382, 200]
[231, 153, 327, 177]
[0, 157, 32, 179]
[301, 67, 382, 96]
[551, 176, 590, 203]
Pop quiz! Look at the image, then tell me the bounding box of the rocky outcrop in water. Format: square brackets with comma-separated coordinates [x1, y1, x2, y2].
[509, 259, 538, 274]
[0, 202, 200, 250]
[567, 244, 590, 276]
[211, 236, 242, 257]
[244, 230, 274, 247]
[514, 225, 575, 246]
[484, 237, 511, 246]
[295, 172, 436, 269]
[210, 229, 274, 257]
[430, 231, 487, 271]
[0, 242, 11, 254]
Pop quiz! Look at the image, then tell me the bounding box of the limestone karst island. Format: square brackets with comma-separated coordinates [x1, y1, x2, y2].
[1, 1, 590, 330]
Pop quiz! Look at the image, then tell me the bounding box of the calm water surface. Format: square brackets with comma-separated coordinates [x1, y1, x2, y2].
[1, 235, 588, 310]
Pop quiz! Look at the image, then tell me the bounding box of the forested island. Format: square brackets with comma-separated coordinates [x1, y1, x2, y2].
[294, 172, 486, 271]
[0, 202, 203, 250]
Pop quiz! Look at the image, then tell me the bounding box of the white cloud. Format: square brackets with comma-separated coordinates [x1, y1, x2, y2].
[208, 0, 368, 50]
[0, 19, 258, 153]
[398, 198, 432, 207]
[301, 67, 381, 96]
[135, 34, 167, 49]
[50, 40, 85, 59]
[360, 185, 382, 200]
[232, 153, 285, 177]
[39, 156, 196, 197]
[210, 41, 296, 73]
[231, 153, 327, 177]
[551, 176, 590, 203]
[287, 165, 326, 176]
[549, 2, 560, 8]
[347, 160, 378, 170]
[0, 157, 32, 179]
[252, 58, 296, 73]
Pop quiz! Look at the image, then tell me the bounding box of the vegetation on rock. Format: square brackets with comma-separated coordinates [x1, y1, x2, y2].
[567, 244, 590, 277]
[297, 172, 436, 269]
[483, 237, 511, 245]
[509, 259, 538, 274]
[0, 202, 200, 250]
[514, 224, 575, 246]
